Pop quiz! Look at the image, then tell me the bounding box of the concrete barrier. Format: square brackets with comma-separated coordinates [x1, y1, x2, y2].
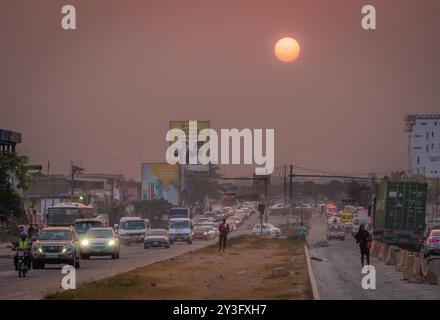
[385, 246, 397, 265]
[403, 254, 416, 280]
[408, 256, 423, 283]
[425, 258, 440, 285]
[396, 250, 408, 272]
[421, 257, 428, 277]
[378, 243, 389, 261]
[371, 242, 381, 258]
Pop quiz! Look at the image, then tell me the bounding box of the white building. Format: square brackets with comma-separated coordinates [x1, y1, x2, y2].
[405, 113, 440, 178]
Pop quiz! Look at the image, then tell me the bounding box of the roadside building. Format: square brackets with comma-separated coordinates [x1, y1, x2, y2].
[405, 113, 440, 178]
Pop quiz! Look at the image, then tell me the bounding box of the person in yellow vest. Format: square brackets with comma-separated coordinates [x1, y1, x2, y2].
[14, 231, 31, 270]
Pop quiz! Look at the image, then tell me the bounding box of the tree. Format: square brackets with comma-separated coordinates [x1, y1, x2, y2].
[133, 199, 173, 227]
[0, 153, 30, 220]
[346, 180, 370, 204]
[181, 165, 224, 206]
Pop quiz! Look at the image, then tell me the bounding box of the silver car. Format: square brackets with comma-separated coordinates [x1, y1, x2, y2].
[80, 228, 120, 259]
[424, 229, 440, 257]
[144, 229, 170, 249]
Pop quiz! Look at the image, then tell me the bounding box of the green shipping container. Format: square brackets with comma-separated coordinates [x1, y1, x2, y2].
[374, 181, 427, 248]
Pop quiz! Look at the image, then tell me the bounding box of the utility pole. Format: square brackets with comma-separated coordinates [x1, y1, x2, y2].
[283, 164, 287, 205]
[71, 161, 74, 198]
[43, 161, 50, 215]
[289, 164, 293, 203]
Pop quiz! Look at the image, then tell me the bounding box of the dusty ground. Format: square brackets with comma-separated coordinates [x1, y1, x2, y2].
[46, 235, 312, 300]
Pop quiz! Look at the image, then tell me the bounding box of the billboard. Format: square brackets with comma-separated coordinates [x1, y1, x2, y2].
[169, 120, 210, 173]
[141, 163, 180, 205]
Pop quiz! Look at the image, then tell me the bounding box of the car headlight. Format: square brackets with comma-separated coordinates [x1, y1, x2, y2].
[33, 244, 42, 254]
[108, 240, 115, 246]
[81, 239, 89, 246]
[62, 244, 73, 253]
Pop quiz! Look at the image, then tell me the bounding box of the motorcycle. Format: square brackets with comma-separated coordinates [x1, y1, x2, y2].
[17, 251, 30, 278]
[12, 242, 31, 278]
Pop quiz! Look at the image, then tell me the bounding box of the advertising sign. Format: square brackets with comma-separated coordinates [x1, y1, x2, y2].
[141, 163, 180, 205]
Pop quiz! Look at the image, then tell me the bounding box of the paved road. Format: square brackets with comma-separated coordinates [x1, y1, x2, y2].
[308, 209, 440, 300]
[0, 214, 257, 300]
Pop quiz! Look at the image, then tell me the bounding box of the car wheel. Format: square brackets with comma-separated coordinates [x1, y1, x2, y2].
[187, 240, 192, 244]
[75, 259, 80, 269]
[117, 250, 120, 259]
[166, 245, 170, 249]
[111, 252, 117, 259]
[144, 246, 149, 249]
[81, 255, 89, 260]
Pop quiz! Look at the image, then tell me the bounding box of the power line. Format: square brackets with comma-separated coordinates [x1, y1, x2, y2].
[19, 149, 161, 163]
[274, 152, 408, 164]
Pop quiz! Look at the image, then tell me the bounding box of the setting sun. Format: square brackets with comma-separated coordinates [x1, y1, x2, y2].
[274, 37, 301, 62]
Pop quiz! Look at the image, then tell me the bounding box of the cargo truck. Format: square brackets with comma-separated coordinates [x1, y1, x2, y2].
[373, 181, 427, 250]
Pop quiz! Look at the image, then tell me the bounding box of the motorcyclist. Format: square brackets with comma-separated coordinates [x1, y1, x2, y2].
[14, 231, 32, 270]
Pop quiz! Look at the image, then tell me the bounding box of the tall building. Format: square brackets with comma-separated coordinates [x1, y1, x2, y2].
[405, 113, 440, 177]
[0, 129, 21, 153]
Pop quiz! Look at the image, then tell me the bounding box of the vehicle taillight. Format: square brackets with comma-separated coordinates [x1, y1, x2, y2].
[429, 238, 439, 243]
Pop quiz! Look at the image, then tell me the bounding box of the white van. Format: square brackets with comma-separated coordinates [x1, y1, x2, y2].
[118, 217, 150, 245]
[168, 217, 192, 244]
[352, 209, 369, 234]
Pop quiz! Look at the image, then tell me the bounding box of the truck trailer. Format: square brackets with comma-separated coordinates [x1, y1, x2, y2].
[373, 181, 427, 250]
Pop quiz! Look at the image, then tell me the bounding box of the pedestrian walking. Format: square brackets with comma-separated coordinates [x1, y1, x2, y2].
[218, 219, 230, 252]
[299, 222, 307, 242]
[355, 224, 372, 267]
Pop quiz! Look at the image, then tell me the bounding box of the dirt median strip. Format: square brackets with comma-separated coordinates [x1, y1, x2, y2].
[45, 235, 313, 300]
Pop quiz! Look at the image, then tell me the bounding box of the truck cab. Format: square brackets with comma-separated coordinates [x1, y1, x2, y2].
[118, 217, 150, 246]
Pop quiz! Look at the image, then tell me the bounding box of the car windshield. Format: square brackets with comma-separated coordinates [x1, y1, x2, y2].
[86, 229, 113, 238]
[170, 220, 190, 229]
[121, 220, 145, 230]
[75, 221, 102, 234]
[148, 230, 166, 236]
[38, 230, 72, 241]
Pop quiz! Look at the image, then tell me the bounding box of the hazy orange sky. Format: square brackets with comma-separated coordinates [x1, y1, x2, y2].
[1, 0, 439, 180]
